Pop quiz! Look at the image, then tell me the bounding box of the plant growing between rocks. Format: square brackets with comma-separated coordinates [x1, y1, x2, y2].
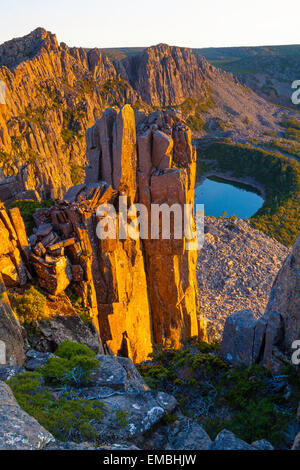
[137, 338, 300, 448]
[7, 341, 105, 443]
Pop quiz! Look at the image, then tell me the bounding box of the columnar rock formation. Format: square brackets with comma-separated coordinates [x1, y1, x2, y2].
[135, 108, 200, 347]
[27, 105, 201, 361]
[0, 28, 137, 203]
[0, 203, 28, 365]
[221, 234, 300, 372]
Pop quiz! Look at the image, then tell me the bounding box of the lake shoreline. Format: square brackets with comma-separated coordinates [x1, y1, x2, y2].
[196, 170, 267, 202]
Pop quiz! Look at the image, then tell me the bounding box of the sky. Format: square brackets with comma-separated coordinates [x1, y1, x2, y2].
[0, 0, 299, 49]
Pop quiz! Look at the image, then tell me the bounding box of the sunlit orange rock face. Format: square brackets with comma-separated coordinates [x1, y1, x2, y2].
[0, 28, 137, 203]
[84, 105, 200, 354]
[0, 204, 27, 365]
[28, 105, 202, 362]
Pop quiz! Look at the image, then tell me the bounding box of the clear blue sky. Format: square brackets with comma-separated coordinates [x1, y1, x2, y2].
[0, 0, 299, 48]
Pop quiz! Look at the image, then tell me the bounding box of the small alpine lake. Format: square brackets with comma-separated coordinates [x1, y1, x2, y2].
[195, 175, 264, 219]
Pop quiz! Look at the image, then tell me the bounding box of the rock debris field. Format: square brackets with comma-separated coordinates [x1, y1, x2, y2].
[197, 217, 290, 340]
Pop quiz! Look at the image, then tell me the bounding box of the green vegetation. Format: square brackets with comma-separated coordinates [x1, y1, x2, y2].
[198, 142, 300, 246]
[7, 199, 55, 234]
[0, 130, 40, 176]
[100, 78, 131, 107]
[9, 286, 47, 325]
[80, 78, 95, 96]
[137, 340, 299, 448]
[55, 339, 96, 360]
[70, 163, 85, 185]
[268, 117, 300, 158]
[281, 117, 300, 130]
[7, 341, 105, 443]
[173, 96, 214, 132]
[8, 370, 104, 443]
[39, 355, 99, 387]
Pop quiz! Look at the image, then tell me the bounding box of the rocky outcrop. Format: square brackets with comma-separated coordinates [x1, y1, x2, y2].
[0, 381, 54, 449]
[26, 105, 201, 360]
[0, 284, 24, 366]
[27, 316, 104, 356]
[115, 44, 212, 107]
[135, 109, 199, 347]
[166, 418, 212, 450]
[221, 234, 300, 372]
[209, 429, 256, 450]
[86, 105, 200, 350]
[0, 203, 28, 286]
[29, 181, 152, 363]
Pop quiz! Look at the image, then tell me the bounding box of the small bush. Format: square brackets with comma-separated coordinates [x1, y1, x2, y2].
[70, 164, 84, 185]
[55, 340, 96, 360]
[7, 344, 105, 443]
[191, 353, 228, 372]
[11, 286, 47, 324]
[115, 409, 129, 428]
[227, 397, 291, 446]
[7, 371, 104, 443]
[39, 342, 99, 387]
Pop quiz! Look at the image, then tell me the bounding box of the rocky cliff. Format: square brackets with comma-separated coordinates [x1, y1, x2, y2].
[0, 203, 28, 365]
[0, 28, 137, 202]
[0, 105, 201, 363]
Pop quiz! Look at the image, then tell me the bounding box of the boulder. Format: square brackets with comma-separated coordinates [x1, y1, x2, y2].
[88, 356, 176, 441]
[220, 310, 256, 366]
[292, 432, 300, 450]
[31, 255, 72, 295]
[25, 350, 54, 371]
[0, 381, 54, 450]
[0, 365, 25, 381]
[210, 429, 255, 450]
[166, 418, 212, 450]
